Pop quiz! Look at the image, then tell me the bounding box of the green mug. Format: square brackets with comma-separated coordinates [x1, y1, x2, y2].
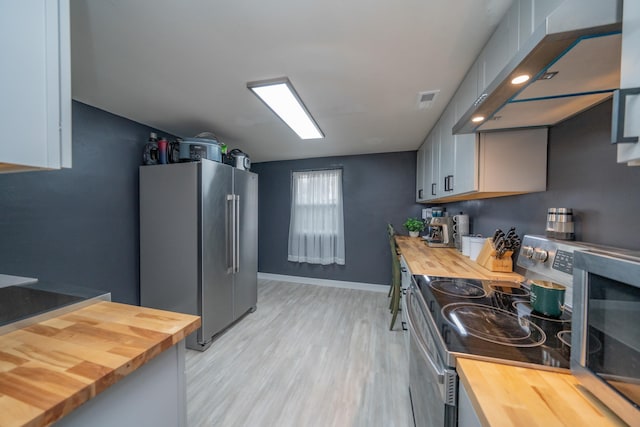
[529, 280, 566, 318]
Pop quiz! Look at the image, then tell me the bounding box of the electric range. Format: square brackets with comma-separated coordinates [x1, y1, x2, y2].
[406, 235, 603, 427]
[412, 275, 571, 370]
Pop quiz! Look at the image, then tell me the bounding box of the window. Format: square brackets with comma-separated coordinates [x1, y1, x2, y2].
[288, 169, 345, 265]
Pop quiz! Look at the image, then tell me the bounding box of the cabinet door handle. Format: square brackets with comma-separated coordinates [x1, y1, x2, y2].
[448, 175, 454, 192]
[418, 189, 423, 199]
[612, 88, 640, 144]
[401, 321, 408, 331]
[431, 183, 436, 195]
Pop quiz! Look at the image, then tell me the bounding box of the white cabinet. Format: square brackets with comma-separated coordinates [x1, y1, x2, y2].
[428, 126, 440, 198]
[0, 0, 72, 173]
[451, 92, 480, 196]
[417, 124, 439, 202]
[416, 142, 428, 202]
[452, 136, 478, 197]
[616, 0, 640, 166]
[458, 0, 564, 121]
[438, 104, 456, 198]
[417, 128, 547, 203]
[478, 1, 520, 91]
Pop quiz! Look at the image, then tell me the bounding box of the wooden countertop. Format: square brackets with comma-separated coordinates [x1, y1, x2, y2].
[457, 358, 626, 427]
[395, 235, 524, 281]
[0, 301, 200, 427]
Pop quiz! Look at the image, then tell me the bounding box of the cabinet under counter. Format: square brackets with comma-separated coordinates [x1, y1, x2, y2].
[0, 301, 200, 427]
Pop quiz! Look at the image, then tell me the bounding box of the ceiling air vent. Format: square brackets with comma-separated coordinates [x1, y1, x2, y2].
[417, 90, 440, 109]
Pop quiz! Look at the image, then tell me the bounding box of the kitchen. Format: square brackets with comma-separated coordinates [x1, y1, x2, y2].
[1, 0, 639, 426]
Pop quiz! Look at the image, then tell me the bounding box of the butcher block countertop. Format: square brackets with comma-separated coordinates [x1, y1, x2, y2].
[394, 235, 524, 281]
[0, 301, 200, 427]
[457, 358, 626, 427]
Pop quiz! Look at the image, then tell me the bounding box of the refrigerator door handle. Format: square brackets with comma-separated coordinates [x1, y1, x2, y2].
[235, 195, 240, 273]
[226, 194, 235, 274]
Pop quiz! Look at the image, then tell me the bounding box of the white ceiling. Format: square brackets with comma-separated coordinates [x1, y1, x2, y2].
[70, 0, 512, 163]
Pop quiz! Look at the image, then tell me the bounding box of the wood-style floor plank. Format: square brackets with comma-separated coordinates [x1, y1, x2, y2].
[186, 279, 411, 427]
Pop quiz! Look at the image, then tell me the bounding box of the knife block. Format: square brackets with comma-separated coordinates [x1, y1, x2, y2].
[475, 238, 513, 272]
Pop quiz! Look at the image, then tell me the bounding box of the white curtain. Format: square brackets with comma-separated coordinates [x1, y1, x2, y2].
[288, 169, 345, 265]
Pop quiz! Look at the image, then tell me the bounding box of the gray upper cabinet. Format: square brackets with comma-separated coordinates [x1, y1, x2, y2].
[0, 0, 72, 173]
[616, 0, 640, 165]
[416, 142, 427, 202]
[418, 124, 547, 204]
[415, 0, 579, 202]
[478, 1, 520, 92]
[438, 104, 456, 198]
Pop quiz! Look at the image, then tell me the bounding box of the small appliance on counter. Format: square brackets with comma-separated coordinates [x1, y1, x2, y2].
[425, 216, 455, 248]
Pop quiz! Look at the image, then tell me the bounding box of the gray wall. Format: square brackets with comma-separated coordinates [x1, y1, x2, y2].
[441, 100, 640, 250]
[2, 99, 637, 301]
[0, 101, 171, 304]
[252, 152, 421, 285]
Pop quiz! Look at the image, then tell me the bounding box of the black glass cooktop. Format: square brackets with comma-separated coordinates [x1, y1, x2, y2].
[0, 282, 110, 329]
[413, 275, 571, 370]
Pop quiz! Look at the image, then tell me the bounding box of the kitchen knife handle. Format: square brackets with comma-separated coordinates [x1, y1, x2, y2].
[235, 195, 240, 273]
[611, 88, 640, 144]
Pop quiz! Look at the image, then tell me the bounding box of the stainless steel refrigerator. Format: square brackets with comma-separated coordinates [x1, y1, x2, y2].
[139, 159, 258, 351]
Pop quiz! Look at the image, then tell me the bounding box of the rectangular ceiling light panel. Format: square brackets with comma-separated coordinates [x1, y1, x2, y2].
[248, 78, 324, 140]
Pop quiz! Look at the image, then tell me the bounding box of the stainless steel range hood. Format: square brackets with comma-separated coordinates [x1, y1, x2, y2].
[453, 0, 623, 135]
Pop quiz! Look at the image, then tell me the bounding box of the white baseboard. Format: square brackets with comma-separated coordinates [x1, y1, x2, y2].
[257, 272, 388, 293]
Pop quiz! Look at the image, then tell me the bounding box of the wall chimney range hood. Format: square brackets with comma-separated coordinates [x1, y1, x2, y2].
[454, 0, 623, 135]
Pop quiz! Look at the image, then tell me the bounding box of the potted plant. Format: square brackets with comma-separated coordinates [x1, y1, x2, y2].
[403, 217, 425, 237]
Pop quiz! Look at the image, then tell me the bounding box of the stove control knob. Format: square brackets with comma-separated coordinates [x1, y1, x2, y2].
[521, 246, 535, 259]
[532, 248, 549, 262]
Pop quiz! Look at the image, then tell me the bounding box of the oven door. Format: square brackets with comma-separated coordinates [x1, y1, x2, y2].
[407, 282, 457, 427]
[572, 250, 640, 426]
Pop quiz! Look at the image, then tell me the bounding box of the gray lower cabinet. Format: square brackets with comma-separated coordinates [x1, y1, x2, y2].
[399, 256, 412, 356]
[55, 343, 187, 427]
[458, 381, 483, 427]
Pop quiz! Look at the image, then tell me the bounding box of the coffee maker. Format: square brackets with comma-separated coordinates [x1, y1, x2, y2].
[426, 216, 455, 248]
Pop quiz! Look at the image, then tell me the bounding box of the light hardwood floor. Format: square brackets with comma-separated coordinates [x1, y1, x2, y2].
[186, 279, 412, 427]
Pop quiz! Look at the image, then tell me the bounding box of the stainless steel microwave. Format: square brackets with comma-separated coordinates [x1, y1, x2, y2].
[571, 248, 640, 426]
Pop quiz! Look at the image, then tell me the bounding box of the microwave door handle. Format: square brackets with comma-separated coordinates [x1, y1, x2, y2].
[406, 289, 445, 384]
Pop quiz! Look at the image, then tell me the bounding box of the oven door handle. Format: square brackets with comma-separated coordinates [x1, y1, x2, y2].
[406, 288, 445, 384]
